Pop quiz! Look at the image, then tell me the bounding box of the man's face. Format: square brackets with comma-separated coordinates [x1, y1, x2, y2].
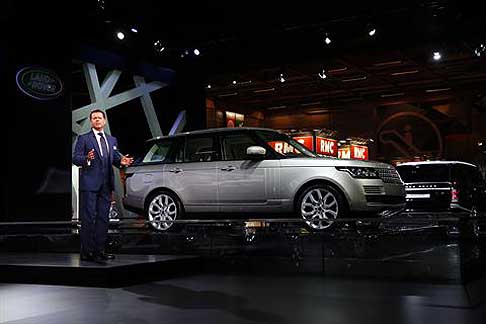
[90, 112, 106, 131]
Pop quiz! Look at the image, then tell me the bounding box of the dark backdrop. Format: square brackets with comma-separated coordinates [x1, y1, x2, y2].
[3, 8, 72, 221]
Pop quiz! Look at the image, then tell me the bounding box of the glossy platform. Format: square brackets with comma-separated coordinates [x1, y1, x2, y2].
[0, 253, 201, 287]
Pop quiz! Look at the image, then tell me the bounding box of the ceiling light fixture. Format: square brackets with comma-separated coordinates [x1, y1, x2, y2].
[306, 109, 330, 115]
[425, 87, 451, 93]
[433, 51, 442, 61]
[324, 33, 332, 45]
[380, 92, 405, 98]
[207, 85, 211, 89]
[193, 49, 200, 56]
[153, 40, 165, 53]
[217, 92, 238, 97]
[373, 60, 402, 67]
[390, 70, 419, 76]
[318, 69, 327, 79]
[342, 76, 367, 82]
[474, 43, 485, 57]
[328, 66, 348, 73]
[97, 0, 105, 10]
[131, 28, 138, 33]
[253, 88, 275, 93]
[116, 31, 125, 40]
[301, 101, 321, 107]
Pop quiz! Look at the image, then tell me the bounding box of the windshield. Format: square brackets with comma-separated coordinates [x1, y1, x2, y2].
[256, 130, 316, 158]
[396, 164, 450, 183]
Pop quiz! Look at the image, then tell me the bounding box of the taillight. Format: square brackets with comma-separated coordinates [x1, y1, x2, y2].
[451, 183, 459, 203]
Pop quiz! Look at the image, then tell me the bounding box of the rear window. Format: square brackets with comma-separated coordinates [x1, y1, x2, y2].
[396, 164, 450, 183]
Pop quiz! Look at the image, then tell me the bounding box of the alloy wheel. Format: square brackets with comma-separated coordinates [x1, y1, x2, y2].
[300, 188, 339, 230]
[148, 193, 178, 231]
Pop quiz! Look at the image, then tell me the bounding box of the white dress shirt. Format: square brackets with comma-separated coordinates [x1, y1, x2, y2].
[92, 128, 109, 157]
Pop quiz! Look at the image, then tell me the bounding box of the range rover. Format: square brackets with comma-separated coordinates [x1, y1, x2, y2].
[123, 128, 405, 231]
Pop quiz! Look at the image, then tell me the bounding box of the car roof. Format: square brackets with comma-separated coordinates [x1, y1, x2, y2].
[397, 161, 477, 168]
[147, 127, 281, 142]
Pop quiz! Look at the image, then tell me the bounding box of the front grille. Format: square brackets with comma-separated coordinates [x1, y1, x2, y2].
[376, 168, 403, 184]
[363, 185, 385, 195]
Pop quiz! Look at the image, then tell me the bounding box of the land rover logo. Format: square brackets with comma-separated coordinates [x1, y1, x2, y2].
[16, 67, 63, 100]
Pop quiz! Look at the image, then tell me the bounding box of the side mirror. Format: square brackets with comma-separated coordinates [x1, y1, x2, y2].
[246, 146, 266, 159]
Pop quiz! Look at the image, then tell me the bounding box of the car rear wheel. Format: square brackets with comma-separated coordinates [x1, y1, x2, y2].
[457, 206, 480, 240]
[145, 191, 183, 232]
[297, 184, 346, 231]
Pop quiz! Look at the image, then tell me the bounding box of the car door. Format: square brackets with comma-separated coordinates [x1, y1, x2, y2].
[163, 134, 220, 213]
[218, 131, 280, 213]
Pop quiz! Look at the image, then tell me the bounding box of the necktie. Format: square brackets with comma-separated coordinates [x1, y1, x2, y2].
[98, 132, 109, 163]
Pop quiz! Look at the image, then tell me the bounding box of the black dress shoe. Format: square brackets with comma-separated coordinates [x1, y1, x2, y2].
[96, 252, 115, 260]
[80, 252, 95, 261]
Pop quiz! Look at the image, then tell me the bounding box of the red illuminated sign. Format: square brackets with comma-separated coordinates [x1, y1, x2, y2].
[338, 146, 351, 159]
[351, 144, 368, 160]
[268, 141, 297, 154]
[316, 137, 337, 156]
[292, 136, 314, 151]
[338, 145, 368, 160]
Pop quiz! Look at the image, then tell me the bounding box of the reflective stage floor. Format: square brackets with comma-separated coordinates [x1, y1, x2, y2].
[1, 215, 486, 323]
[1, 273, 485, 324]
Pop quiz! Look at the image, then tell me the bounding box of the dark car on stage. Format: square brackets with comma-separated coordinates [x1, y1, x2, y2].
[396, 161, 486, 236]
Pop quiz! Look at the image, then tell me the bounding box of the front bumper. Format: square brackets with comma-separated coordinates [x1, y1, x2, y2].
[345, 178, 406, 213]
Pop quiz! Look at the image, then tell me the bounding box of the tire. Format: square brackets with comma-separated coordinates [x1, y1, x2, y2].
[458, 206, 480, 240]
[296, 184, 347, 231]
[145, 190, 184, 232]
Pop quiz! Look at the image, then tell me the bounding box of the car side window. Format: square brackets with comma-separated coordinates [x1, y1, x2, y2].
[222, 133, 260, 161]
[142, 140, 173, 163]
[185, 135, 219, 162]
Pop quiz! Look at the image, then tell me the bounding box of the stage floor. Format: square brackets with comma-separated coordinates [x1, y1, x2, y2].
[0, 253, 201, 287]
[1, 274, 485, 324]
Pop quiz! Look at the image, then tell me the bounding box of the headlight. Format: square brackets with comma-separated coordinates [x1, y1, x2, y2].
[336, 167, 379, 179]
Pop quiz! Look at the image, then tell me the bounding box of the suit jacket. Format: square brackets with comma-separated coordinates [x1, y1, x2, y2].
[73, 131, 122, 192]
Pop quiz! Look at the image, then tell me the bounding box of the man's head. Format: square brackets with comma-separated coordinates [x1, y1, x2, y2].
[90, 109, 106, 131]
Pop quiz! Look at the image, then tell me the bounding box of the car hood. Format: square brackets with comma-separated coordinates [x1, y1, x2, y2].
[280, 157, 393, 169]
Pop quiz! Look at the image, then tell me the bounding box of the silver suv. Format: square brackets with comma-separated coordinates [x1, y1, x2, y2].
[123, 128, 405, 231]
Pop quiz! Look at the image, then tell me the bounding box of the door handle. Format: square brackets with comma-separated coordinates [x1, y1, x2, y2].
[169, 168, 183, 173]
[221, 166, 236, 171]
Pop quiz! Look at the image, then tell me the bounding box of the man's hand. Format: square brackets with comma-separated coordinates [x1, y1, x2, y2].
[121, 154, 134, 166]
[87, 149, 95, 161]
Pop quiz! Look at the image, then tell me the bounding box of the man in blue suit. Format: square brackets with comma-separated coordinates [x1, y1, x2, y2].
[73, 109, 133, 262]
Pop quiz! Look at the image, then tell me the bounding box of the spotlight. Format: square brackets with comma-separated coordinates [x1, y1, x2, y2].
[324, 33, 332, 45]
[474, 43, 485, 57]
[153, 40, 165, 53]
[433, 51, 442, 61]
[318, 69, 327, 79]
[368, 28, 376, 37]
[279, 73, 286, 83]
[131, 28, 138, 33]
[116, 31, 125, 40]
[193, 49, 200, 56]
[97, 0, 105, 10]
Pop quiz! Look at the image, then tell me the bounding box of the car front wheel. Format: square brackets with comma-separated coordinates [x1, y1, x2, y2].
[297, 184, 346, 231]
